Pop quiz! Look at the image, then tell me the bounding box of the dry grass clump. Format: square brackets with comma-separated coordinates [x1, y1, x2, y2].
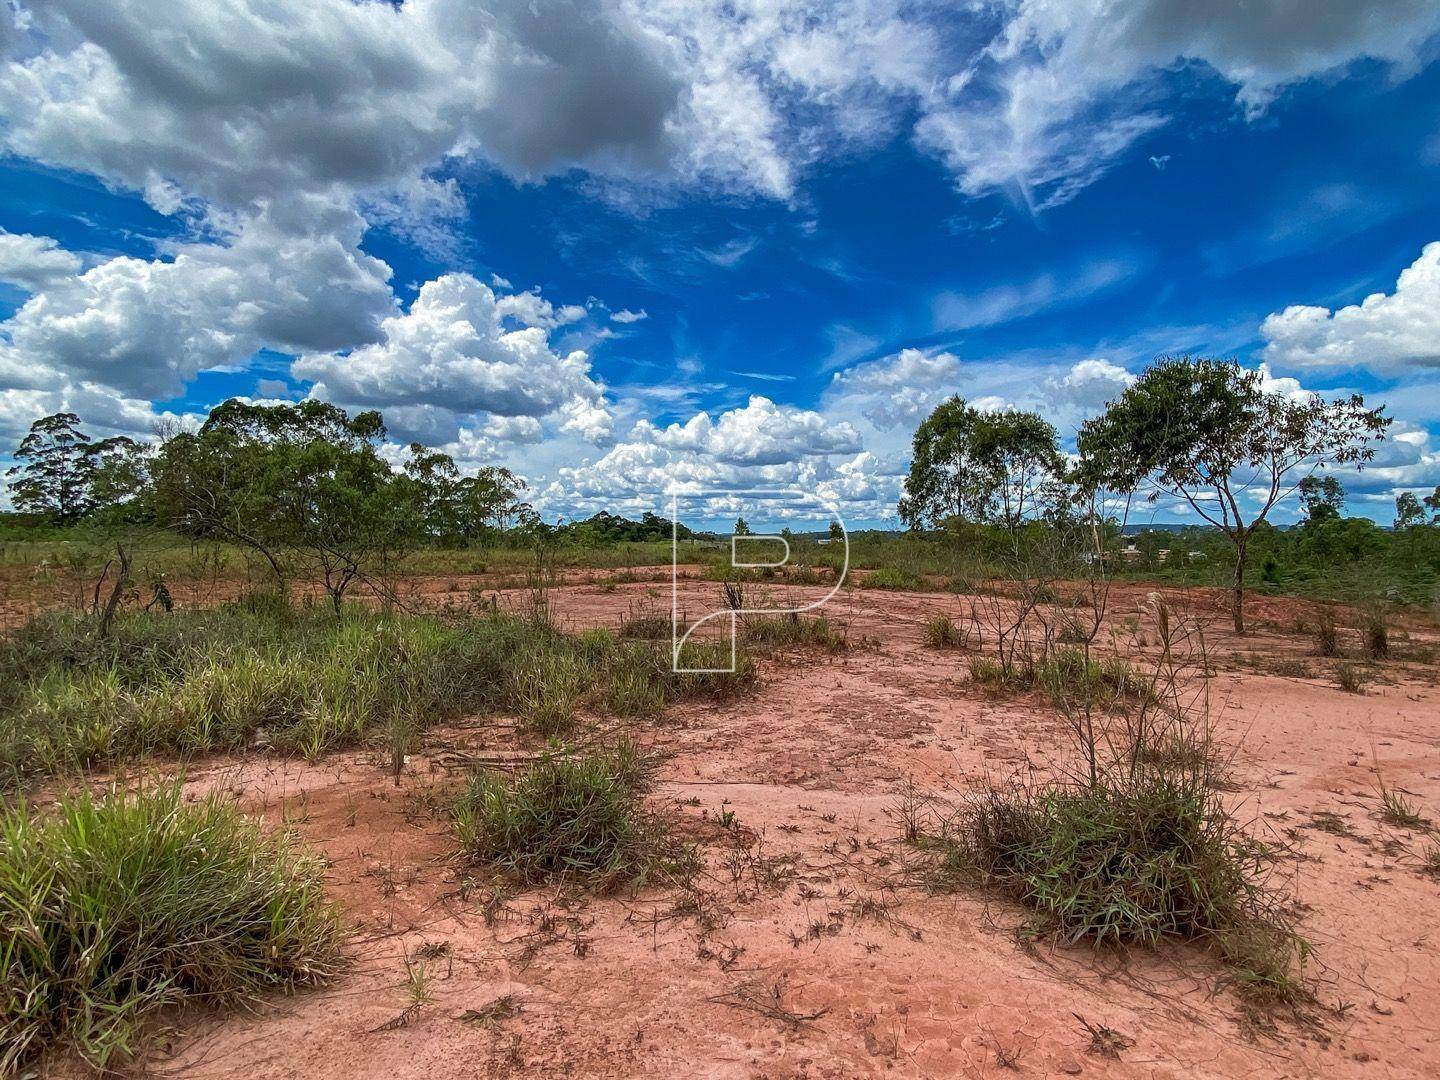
[923, 615, 963, 648]
[0, 782, 342, 1074]
[1334, 662, 1368, 694]
[618, 602, 671, 640]
[453, 740, 680, 890]
[1361, 606, 1389, 660]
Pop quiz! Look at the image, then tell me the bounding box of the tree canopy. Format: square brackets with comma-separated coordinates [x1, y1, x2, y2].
[1076, 356, 1389, 631]
[899, 397, 1067, 532]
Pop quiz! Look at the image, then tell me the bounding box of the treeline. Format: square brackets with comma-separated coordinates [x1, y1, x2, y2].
[3, 402, 689, 612]
[1124, 476, 1440, 606]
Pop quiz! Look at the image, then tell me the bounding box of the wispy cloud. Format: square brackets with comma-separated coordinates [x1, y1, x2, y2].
[932, 256, 1141, 331]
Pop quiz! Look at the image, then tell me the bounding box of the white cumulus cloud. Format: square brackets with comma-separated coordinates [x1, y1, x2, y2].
[293, 272, 612, 444]
[1261, 242, 1440, 373]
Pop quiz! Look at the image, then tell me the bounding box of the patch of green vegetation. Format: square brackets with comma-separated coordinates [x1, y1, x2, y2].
[923, 615, 963, 648]
[742, 613, 847, 653]
[453, 740, 680, 889]
[859, 566, 927, 591]
[0, 782, 342, 1073]
[939, 774, 1308, 1004]
[965, 647, 1150, 713]
[0, 598, 753, 786]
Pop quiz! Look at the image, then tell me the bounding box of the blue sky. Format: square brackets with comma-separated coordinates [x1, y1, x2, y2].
[2, 1, 1439, 528]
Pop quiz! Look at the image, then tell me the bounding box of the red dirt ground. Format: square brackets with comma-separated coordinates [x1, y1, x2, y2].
[43, 575, 1440, 1078]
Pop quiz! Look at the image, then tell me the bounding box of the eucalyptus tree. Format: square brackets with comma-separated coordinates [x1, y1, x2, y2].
[899, 396, 1068, 533]
[1076, 356, 1389, 632]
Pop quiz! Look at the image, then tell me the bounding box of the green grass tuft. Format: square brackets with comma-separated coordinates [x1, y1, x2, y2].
[923, 615, 963, 648]
[453, 740, 663, 889]
[0, 782, 342, 1073]
[859, 566, 927, 591]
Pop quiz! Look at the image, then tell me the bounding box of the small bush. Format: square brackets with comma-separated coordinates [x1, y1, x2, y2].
[453, 741, 656, 888]
[1335, 662, 1368, 694]
[923, 615, 962, 649]
[1313, 608, 1340, 657]
[0, 783, 342, 1073]
[944, 774, 1306, 1002]
[860, 566, 927, 591]
[1362, 607, 1389, 660]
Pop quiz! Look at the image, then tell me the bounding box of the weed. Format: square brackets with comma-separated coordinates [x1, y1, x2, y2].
[460, 995, 521, 1026]
[1335, 662, 1368, 694]
[1420, 843, 1440, 877]
[923, 615, 962, 649]
[0, 782, 342, 1073]
[1075, 1014, 1132, 1059]
[1313, 609, 1340, 657]
[859, 567, 927, 591]
[0, 604, 756, 784]
[1362, 606, 1390, 660]
[618, 602, 670, 640]
[1376, 775, 1429, 830]
[743, 613, 847, 653]
[403, 958, 433, 1005]
[453, 740, 667, 890]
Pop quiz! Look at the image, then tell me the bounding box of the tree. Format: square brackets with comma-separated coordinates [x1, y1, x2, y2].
[1425, 485, 1440, 522]
[149, 399, 417, 609]
[7, 413, 96, 524]
[1298, 474, 1345, 524]
[828, 519, 844, 541]
[1394, 492, 1426, 530]
[733, 517, 750, 536]
[400, 443, 526, 544]
[1076, 356, 1389, 633]
[899, 397, 1067, 532]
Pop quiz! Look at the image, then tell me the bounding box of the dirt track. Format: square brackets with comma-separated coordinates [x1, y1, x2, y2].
[89, 575, 1440, 1079]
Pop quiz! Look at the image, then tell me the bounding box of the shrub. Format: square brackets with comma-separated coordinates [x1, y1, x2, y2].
[0, 783, 342, 1073]
[1335, 662, 1368, 694]
[1362, 607, 1389, 660]
[860, 566, 927, 591]
[923, 615, 962, 648]
[1313, 608, 1340, 657]
[943, 773, 1306, 1001]
[932, 598, 1308, 1007]
[453, 741, 656, 888]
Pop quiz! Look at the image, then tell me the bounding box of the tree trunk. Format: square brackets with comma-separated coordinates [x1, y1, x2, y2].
[97, 543, 132, 639]
[1231, 541, 1247, 635]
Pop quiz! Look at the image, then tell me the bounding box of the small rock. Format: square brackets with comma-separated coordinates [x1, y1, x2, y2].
[1056, 1056, 1084, 1075]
